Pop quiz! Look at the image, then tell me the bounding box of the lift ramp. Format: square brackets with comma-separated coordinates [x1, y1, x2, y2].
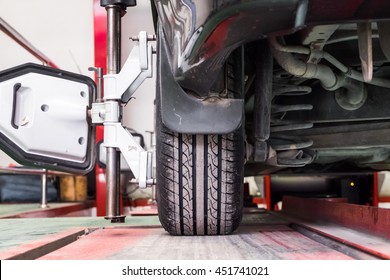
[0, 197, 389, 260]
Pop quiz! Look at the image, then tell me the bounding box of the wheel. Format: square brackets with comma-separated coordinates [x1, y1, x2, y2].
[156, 120, 244, 235]
[156, 46, 245, 235]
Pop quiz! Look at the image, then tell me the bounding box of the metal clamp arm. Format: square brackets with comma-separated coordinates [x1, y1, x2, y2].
[104, 122, 151, 188]
[104, 31, 153, 102]
[91, 31, 155, 189]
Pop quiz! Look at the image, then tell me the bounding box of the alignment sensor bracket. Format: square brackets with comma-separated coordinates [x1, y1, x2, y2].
[91, 31, 155, 188]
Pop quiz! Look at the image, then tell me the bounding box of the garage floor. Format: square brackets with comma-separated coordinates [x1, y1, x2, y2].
[37, 213, 357, 260]
[1, 201, 388, 260]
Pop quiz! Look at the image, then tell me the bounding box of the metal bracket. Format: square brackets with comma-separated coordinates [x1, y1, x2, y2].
[103, 123, 153, 188]
[103, 31, 153, 103]
[91, 31, 155, 188]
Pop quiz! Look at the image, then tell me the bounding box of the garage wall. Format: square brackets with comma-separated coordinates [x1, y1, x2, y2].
[0, 0, 155, 166]
[0, 0, 94, 74]
[0, 0, 94, 166]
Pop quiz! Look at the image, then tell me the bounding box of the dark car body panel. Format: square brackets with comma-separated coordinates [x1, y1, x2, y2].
[154, 0, 390, 96]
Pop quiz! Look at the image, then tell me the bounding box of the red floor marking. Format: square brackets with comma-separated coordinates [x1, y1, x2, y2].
[0, 228, 86, 260]
[39, 227, 152, 260]
[38, 225, 354, 260]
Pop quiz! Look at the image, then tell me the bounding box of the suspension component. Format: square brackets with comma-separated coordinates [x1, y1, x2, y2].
[253, 39, 273, 162]
[270, 36, 390, 90]
[267, 84, 314, 167]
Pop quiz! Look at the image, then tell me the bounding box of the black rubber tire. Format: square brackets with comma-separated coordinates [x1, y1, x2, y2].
[156, 115, 244, 235]
[156, 43, 245, 235]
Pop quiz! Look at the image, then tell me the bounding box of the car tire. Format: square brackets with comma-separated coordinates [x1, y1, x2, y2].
[156, 113, 244, 235]
[156, 76, 244, 235]
[156, 45, 245, 235]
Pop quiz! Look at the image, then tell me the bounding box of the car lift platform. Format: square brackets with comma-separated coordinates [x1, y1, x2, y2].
[0, 201, 95, 219]
[0, 197, 389, 260]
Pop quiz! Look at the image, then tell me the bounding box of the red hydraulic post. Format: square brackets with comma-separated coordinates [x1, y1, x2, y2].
[373, 172, 379, 207]
[93, 0, 107, 216]
[264, 175, 271, 210]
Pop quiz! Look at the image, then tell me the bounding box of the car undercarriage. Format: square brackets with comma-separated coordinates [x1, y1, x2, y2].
[153, 0, 390, 234]
[1, 0, 390, 236]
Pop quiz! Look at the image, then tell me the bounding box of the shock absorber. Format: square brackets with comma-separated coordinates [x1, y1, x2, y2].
[251, 40, 314, 167]
[268, 84, 314, 167]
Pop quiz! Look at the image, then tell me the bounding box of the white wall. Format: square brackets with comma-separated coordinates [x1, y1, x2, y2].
[0, 0, 94, 75]
[0, 0, 155, 166]
[0, 0, 95, 166]
[378, 172, 390, 197]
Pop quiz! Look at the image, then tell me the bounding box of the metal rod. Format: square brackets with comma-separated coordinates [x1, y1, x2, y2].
[105, 5, 125, 223]
[357, 22, 373, 82]
[0, 17, 57, 68]
[40, 170, 49, 208]
[0, 167, 70, 176]
[88, 67, 103, 102]
[106, 148, 120, 219]
[106, 5, 121, 75]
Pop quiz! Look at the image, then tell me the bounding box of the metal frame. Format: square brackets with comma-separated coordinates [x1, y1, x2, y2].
[91, 31, 154, 183]
[91, 0, 155, 222]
